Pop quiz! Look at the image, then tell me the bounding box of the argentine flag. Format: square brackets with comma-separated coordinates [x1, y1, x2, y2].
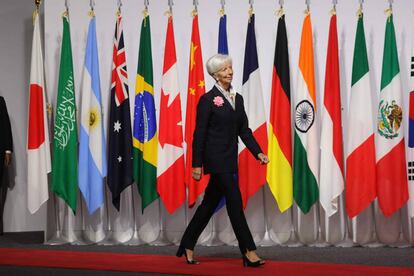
[78, 17, 107, 214]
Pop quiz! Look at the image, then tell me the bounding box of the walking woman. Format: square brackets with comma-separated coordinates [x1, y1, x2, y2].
[176, 54, 269, 267]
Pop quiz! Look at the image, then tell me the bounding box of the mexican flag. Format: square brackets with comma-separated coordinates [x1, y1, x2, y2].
[376, 14, 408, 217]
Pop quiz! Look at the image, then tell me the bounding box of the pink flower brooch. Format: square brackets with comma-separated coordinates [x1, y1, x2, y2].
[213, 96, 224, 107]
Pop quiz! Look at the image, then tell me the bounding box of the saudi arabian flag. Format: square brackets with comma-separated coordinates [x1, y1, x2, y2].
[51, 15, 78, 213]
[133, 14, 158, 212]
[293, 14, 319, 214]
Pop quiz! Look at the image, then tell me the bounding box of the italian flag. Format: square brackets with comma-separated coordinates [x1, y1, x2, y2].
[345, 13, 377, 218]
[293, 14, 319, 214]
[376, 14, 408, 217]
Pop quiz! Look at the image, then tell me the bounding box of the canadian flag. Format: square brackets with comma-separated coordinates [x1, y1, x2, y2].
[157, 16, 186, 214]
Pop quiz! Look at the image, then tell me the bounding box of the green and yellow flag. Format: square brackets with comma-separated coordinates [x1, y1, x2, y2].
[51, 14, 78, 213]
[133, 13, 158, 211]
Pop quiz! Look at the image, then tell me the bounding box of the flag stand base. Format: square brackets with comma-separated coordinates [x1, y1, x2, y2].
[126, 230, 143, 246]
[257, 230, 274, 247]
[70, 239, 90, 246]
[150, 230, 172, 246]
[44, 231, 68, 245]
[204, 231, 224, 246]
[97, 232, 121, 245]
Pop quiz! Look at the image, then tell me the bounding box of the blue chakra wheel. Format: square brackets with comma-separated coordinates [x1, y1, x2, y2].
[295, 100, 314, 133]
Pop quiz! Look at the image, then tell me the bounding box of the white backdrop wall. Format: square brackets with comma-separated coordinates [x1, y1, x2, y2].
[0, 0, 46, 232]
[2, 0, 414, 238]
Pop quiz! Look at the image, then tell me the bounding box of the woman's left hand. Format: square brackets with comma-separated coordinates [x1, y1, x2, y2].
[257, 153, 269, 165]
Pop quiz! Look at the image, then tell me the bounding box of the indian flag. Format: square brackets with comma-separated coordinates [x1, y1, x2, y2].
[293, 14, 319, 214]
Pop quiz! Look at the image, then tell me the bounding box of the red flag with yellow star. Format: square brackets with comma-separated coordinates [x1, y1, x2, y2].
[185, 14, 210, 207]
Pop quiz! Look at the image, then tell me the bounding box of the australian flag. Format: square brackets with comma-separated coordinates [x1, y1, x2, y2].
[108, 15, 133, 211]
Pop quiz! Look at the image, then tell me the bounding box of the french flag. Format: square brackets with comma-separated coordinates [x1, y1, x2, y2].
[238, 14, 268, 208]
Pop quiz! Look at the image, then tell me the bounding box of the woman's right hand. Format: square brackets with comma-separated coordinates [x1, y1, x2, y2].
[192, 167, 202, 181]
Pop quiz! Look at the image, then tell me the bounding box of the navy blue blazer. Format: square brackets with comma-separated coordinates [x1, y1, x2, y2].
[192, 86, 262, 174]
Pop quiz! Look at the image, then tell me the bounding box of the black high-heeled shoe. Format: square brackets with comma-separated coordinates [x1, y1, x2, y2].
[176, 246, 200, 265]
[242, 255, 265, 267]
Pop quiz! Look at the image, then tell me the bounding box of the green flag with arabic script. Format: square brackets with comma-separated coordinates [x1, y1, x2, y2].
[51, 15, 78, 213]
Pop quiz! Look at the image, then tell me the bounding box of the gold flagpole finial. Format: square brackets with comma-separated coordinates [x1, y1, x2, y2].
[165, 0, 173, 17]
[62, 0, 69, 18]
[357, 0, 363, 18]
[192, 0, 198, 17]
[385, 0, 393, 19]
[248, 0, 254, 20]
[330, 0, 337, 15]
[116, 0, 122, 17]
[219, 0, 225, 16]
[143, 0, 149, 18]
[88, 0, 95, 17]
[33, 0, 41, 21]
[304, 0, 310, 15]
[276, 0, 285, 18]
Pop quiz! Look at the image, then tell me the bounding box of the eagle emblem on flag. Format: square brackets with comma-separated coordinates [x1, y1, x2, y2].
[378, 99, 402, 139]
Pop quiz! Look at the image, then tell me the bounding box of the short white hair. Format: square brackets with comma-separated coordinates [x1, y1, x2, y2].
[206, 54, 232, 76]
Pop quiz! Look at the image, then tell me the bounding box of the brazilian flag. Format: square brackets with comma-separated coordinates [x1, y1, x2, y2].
[133, 14, 158, 212]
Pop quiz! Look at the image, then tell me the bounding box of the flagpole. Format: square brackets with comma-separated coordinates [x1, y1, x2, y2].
[323, 0, 338, 243]
[259, 0, 288, 247]
[45, 103, 68, 245]
[98, 185, 120, 245]
[258, 186, 276, 246]
[43, 0, 69, 245]
[203, 0, 227, 247]
[71, 192, 88, 245]
[126, 184, 143, 245]
[98, 2, 125, 246]
[150, 0, 175, 247]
